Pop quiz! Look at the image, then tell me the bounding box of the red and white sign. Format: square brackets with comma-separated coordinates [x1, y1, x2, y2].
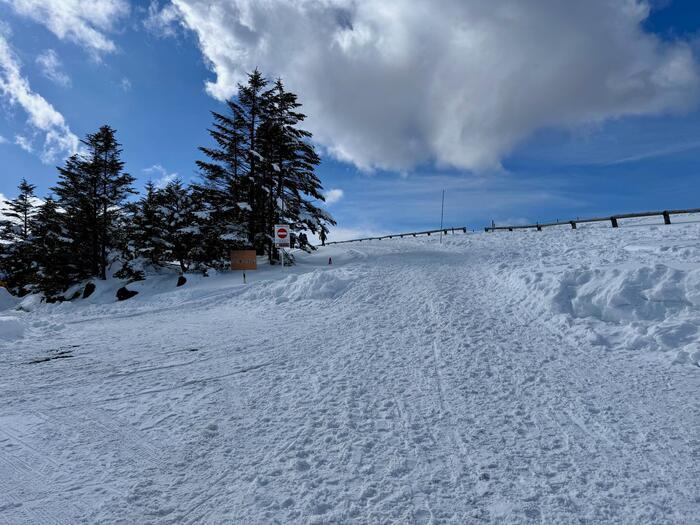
[274, 224, 291, 247]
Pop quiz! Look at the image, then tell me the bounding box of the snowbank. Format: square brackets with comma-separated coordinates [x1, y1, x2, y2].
[244, 268, 356, 303]
[510, 263, 700, 359]
[0, 317, 24, 341]
[0, 287, 17, 311]
[551, 264, 700, 323]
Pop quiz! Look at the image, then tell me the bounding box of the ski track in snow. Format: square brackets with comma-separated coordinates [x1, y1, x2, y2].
[1, 218, 699, 523]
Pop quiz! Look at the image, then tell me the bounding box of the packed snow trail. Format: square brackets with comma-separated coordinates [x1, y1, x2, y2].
[1, 219, 699, 523]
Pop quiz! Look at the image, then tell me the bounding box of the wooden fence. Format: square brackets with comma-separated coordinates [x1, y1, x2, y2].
[484, 208, 700, 233]
[326, 227, 468, 245]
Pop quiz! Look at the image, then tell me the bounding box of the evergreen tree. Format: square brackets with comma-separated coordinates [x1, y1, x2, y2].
[257, 78, 335, 256]
[0, 179, 38, 294]
[159, 179, 200, 273]
[3, 179, 37, 240]
[31, 197, 73, 299]
[197, 71, 334, 263]
[197, 70, 274, 258]
[129, 181, 166, 268]
[53, 125, 135, 281]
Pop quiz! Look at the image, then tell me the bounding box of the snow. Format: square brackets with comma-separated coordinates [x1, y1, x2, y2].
[1, 216, 699, 523]
[0, 317, 23, 341]
[0, 287, 17, 312]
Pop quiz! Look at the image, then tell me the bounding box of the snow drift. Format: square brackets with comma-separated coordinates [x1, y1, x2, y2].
[0, 316, 24, 341]
[244, 268, 357, 303]
[0, 287, 17, 311]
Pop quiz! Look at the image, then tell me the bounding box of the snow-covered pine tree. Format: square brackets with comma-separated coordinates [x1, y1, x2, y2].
[257, 79, 335, 256]
[31, 197, 74, 300]
[0, 179, 38, 294]
[198, 71, 334, 264]
[2, 179, 36, 240]
[158, 179, 200, 274]
[53, 125, 135, 281]
[129, 181, 167, 268]
[196, 69, 272, 262]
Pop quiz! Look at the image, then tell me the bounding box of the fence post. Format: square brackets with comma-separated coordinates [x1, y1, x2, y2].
[611, 217, 619, 228]
[536, 223, 542, 231]
[570, 221, 577, 230]
[463, 227, 467, 233]
[663, 211, 671, 225]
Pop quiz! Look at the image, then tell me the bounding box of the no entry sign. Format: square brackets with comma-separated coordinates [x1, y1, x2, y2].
[274, 224, 291, 247]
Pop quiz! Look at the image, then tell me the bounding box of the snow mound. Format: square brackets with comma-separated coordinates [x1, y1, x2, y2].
[245, 269, 355, 303]
[0, 288, 17, 312]
[16, 293, 43, 312]
[514, 264, 700, 355]
[0, 317, 24, 341]
[551, 264, 700, 323]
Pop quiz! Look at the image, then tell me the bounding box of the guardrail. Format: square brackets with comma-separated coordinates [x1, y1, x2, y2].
[484, 208, 700, 232]
[326, 226, 468, 245]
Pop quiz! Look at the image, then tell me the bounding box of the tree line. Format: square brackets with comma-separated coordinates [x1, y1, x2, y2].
[0, 71, 335, 300]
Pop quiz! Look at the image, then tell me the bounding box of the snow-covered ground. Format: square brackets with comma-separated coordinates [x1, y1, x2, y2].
[1, 216, 699, 524]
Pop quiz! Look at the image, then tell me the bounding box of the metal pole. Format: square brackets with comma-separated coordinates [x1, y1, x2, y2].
[439, 189, 445, 244]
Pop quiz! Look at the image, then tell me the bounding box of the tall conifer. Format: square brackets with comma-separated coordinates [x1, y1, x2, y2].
[53, 125, 135, 280]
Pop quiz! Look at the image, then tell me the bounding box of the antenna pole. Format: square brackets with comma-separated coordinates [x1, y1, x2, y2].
[439, 189, 445, 244]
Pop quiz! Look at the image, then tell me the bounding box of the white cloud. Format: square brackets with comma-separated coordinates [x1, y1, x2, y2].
[36, 49, 71, 87]
[143, 164, 178, 188]
[0, 35, 79, 163]
[0, 0, 130, 56]
[14, 135, 34, 154]
[0, 135, 7, 144]
[154, 0, 700, 172]
[120, 77, 132, 91]
[324, 188, 344, 205]
[144, 0, 182, 38]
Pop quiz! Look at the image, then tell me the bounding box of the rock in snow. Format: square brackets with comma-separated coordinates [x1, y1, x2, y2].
[116, 287, 139, 301]
[82, 282, 96, 299]
[0, 215, 698, 524]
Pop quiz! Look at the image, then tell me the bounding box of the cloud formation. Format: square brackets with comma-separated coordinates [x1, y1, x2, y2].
[143, 164, 179, 188]
[0, 0, 130, 56]
[0, 35, 79, 162]
[36, 49, 71, 87]
[153, 0, 700, 172]
[324, 188, 344, 205]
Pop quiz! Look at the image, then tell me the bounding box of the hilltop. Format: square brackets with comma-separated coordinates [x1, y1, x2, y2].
[0, 217, 698, 523]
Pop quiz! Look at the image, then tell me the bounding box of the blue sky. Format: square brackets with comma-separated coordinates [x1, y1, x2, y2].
[1, 1, 700, 239]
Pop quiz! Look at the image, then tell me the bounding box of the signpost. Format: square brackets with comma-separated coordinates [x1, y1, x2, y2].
[230, 250, 257, 271]
[274, 224, 291, 266]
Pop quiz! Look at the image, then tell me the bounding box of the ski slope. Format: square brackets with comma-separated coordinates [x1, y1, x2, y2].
[1, 217, 699, 524]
